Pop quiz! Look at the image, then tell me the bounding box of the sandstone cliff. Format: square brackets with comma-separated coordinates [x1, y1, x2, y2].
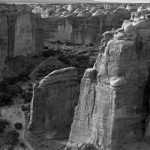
[67, 10, 150, 150]
[43, 8, 130, 46]
[0, 4, 43, 68]
[28, 67, 79, 134]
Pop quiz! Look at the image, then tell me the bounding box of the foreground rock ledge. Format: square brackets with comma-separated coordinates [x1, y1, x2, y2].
[28, 67, 79, 134]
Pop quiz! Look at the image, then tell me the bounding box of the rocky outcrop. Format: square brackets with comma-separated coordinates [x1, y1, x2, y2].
[43, 8, 130, 46]
[28, 67, 79, 134]
[43, 16, 104, 46]
[67, 10, 150, 150]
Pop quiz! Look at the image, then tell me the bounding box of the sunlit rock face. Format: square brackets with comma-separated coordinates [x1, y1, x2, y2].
[28, 67, 79, 133]
[67, 12, 150, 150]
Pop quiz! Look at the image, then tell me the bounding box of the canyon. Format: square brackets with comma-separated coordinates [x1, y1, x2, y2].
[0, 2, 150, 150]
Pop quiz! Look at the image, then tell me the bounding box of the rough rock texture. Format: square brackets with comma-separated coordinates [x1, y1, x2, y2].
[43, 8, 130, 46]
[28, 67, 79, 133]
[0, 4, 43, 68]
[67, 11, 150, 150]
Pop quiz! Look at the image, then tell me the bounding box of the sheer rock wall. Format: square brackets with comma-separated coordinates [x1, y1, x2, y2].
[43, 8, 130, 46]
[0, 5, 43, 68]
[67, 13, 150, 150]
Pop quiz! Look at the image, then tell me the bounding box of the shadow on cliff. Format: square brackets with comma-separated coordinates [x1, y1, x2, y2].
[144, 66, 150, 141]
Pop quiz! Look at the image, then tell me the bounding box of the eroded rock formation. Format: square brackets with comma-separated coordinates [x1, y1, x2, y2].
[28, 67, 79, 134]
[67, 9, 150, 150]
[43, 7, 130, 46]
[0, 3, 43, 68]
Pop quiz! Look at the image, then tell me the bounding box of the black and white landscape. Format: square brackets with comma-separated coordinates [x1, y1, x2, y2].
[0, 1, 150, 150]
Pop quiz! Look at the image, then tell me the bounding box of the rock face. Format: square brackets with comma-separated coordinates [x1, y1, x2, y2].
[28, 67, 79, 133]
[41, 5, 130, 46]
[13, 12, 43, 57]
[44, 16, 104, 46]
[0, 3, 43, 68]
[67, 11, 150, 150]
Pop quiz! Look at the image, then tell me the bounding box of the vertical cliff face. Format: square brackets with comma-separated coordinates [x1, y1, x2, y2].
[0, 4, 43, 68]
[12, 12, 43, 57]
[0, 14, 8, 68]
[67, 16, 150, 150]
[28, 67, 79, 134]
[43, 8, 130, 46]
[14, 13, 34, 56]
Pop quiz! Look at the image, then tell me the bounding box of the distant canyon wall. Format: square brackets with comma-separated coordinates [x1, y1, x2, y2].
[0, 10, 43, 68]
[43, 8, 131, 46]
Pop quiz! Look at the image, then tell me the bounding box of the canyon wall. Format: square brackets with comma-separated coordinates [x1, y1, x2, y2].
[0, 5, 43, 68]
[28, 67, 79, 133]
[43, 8, 130, 46]
[7, 12, 43, 57]
[67, 14, 150, 150]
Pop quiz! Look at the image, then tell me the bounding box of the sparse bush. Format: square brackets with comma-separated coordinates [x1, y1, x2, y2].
[4, 130, 19, 146]
[21, 92, 32, 104]
[21, 104, 30, 112]
[0, 119, 9, 133]
[20, 142, 26, 149]
[14, 123, 23, 130]
[0, 80, 9, 92]
[58, 54, 70, 65]
[28, 87, 33, 92]
[0, 79, 23, 106]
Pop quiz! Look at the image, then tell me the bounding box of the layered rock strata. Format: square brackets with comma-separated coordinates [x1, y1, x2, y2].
[8, 12, 43, 57]
[43, 8, 130, 46]
[28, 67, 79, 133]
[67, 11, 150, 150]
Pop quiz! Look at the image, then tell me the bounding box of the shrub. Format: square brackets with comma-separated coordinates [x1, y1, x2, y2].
[58, 54, 70, 65]
[21, 104, 30, 112]
[14, 123, 23, 130]
[0, 93, 12, 106]
[0, 119, 9, 133]
[20, 142, 26, 149]
[4, 130, 19, 146]
[23, 92, 32, 104]
[0, 80, 9, 92]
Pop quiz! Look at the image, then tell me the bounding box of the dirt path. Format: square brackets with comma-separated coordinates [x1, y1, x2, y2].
[0, 105, 34, 150]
